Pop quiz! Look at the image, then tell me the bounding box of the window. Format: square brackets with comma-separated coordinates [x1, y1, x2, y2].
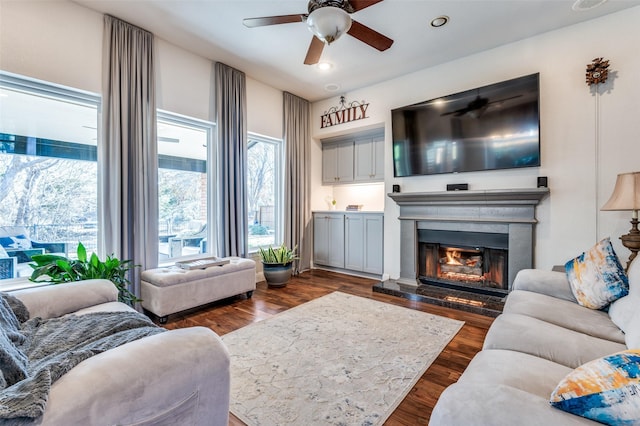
[0, 72, 100, 280]
[157, 111, 214, 262]
[247, 133, 282, 252]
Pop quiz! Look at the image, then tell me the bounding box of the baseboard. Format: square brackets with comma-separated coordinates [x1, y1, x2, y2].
[311, 266, 383, 281]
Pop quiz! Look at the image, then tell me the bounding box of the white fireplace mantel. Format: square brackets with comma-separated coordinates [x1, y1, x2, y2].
[388, 187, 550, 289]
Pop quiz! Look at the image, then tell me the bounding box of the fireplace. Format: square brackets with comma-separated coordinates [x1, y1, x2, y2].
[387, 188, 549, 294]
[418, 230, 509, 296]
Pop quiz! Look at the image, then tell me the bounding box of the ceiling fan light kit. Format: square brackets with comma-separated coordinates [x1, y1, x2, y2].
[307, 7, 352, 44]
[243, 0, 392, 65]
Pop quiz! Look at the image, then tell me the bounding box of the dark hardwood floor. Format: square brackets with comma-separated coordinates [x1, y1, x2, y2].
[163, 269, 494, 425]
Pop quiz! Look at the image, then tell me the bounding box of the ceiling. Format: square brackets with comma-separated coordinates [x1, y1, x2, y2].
[73, 0, 640, 102]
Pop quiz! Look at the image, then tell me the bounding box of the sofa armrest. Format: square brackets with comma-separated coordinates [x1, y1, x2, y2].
[0, 256, 18, 279]
[11, 279, 118, 320]
[40, 327, 230, 426]
[512, 269, 577, 303]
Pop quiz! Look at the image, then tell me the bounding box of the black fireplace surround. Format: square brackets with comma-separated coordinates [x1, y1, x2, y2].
[418, 229, 509, 297]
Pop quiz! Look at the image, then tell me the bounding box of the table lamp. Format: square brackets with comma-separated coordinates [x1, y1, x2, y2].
[602, 171, 640, 270]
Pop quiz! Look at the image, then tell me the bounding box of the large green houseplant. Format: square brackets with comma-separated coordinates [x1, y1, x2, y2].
[258, 243, 298, 287]
[29, 242, 140, 305]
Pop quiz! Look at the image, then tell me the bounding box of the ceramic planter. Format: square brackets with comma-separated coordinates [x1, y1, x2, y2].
[263, 262, 293, 287]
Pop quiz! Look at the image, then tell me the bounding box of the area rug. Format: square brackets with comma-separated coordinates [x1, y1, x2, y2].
[221, 291, 464, 426]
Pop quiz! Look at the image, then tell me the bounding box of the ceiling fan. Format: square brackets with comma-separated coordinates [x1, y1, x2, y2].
[243, 0, 393, 65]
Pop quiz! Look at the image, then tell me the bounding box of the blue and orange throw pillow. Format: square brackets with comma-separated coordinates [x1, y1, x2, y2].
[565, 238, 628, 310]
[551, 349, 640, 424]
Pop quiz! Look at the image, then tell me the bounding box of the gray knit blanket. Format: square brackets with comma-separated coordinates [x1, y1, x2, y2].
[0, 292, 164, 424]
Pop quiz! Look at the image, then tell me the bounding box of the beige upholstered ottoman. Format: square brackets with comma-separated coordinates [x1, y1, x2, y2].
[141, 257, 256, 323]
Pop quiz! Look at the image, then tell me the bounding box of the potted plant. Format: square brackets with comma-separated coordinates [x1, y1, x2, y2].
[28, 242, 140, 305]
[258, 243, 298, 287]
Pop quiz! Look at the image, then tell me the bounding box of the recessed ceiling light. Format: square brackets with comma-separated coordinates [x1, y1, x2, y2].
[324, 83, 341, 92]
[317, 62, 333, 71]
[572, 0, 607, 11]
[430, 15, 449, 28]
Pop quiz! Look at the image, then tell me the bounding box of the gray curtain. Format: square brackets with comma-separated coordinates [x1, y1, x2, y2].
[283, 92, 311, 273]
[100, 15, 158, 303]
[215, 62, 248, 257]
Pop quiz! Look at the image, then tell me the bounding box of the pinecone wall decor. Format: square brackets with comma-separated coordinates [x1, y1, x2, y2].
[586, 58, 610, 86]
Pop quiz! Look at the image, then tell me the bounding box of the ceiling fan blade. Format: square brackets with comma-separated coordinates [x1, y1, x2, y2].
[348, 0, 384, 12]
[304, 36, 325, 65]
[347, 20, 393, 51]
[243, 14, 306, 28]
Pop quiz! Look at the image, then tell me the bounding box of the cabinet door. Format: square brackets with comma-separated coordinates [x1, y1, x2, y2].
[354, 138, 384, 182]
[372, 137, 385, 180]
[344, 214, 364, 271]
[327, 214, 345, 268]
[335, 142, 354, 183]
[313, 214, 330, 265]
[354, 139, 373, 181]
[363, 215, 383, 274]
[322, 144, 339, 185]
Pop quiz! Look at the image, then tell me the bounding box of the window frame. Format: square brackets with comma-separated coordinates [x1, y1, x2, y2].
[0, 70, 101, 258]
[247, 132, 283, 253]
[157, 110, 216, 258]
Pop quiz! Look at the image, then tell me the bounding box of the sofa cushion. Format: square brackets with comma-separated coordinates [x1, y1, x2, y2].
[504, 290, 625, 344]
[550, 349, 640, 424]
[483, 313, 626, 368]
[565, 238, 628, 309]
[512, 269, 577, 302]
[431, 383, 601, 425]
[457, 349, 572, 398]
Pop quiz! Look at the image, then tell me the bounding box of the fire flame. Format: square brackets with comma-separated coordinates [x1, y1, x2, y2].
[446, 250, 463, 265]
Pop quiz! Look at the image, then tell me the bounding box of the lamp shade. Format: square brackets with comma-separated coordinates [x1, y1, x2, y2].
[306, 6, 352, 44]
[602, 172, 640, 211]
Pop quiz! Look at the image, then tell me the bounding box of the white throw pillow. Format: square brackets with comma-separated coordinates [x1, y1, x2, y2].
[624, 310, 640, 349]
[609, 295, 638, 333]
[627, 256, 640, 297]
[609, 257, 640, 334]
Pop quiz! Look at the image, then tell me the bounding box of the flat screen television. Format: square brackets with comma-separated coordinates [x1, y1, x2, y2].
[392, 73, 540, 177]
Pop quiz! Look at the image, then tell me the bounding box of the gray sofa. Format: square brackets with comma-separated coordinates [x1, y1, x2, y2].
[8, 279, 231, 425]
[430, 257, 640, 425]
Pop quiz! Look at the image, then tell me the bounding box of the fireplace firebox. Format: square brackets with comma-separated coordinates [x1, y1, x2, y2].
[418, 230, 509, 296]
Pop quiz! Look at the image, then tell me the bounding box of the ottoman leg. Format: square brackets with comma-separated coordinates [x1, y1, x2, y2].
[246, 290, 254, 299]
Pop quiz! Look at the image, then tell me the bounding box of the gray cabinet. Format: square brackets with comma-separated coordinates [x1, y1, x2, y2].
[314, 212, 383, 276]
[321, 128, 383, 185]
[322, 141, 354, 184]
[313, 213, 345, 268]
[362, 214, 384, 274]
[344, 214, 364, 271]
[354, 137, 384, 182]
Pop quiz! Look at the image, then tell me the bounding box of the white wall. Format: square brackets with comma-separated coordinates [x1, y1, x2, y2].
[311, 7, 640, 279]
[0, 1, 103, 93]
[0, 0, 283, 135]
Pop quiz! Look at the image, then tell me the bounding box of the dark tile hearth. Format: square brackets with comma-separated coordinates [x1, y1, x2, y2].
[373, 280, 505, 317]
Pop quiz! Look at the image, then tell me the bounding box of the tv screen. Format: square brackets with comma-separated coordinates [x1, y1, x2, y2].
[392, 73, 540, 177]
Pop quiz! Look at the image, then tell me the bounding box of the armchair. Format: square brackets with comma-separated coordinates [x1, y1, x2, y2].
[0, 226, 67, 279]
[0, 226, 69, 256]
